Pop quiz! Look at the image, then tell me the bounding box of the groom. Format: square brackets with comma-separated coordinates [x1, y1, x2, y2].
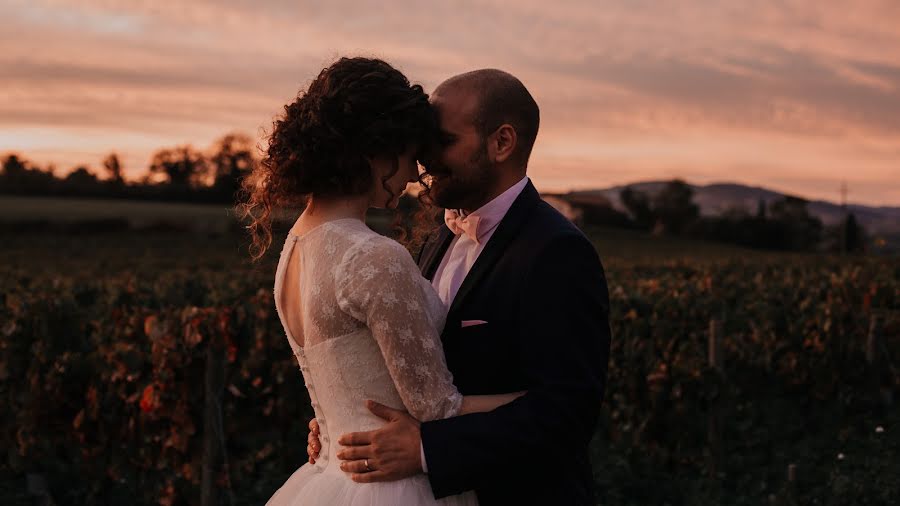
[311, 69, 611, 504]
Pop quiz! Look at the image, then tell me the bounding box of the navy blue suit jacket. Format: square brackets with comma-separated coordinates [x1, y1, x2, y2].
[417, 181, 611, 505]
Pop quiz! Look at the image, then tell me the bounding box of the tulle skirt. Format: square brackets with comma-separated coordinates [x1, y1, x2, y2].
[266, 462, 478, 506]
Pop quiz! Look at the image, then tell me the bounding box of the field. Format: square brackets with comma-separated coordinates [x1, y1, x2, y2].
[1, 197, 898, 505]
[0, 195, 240, 234]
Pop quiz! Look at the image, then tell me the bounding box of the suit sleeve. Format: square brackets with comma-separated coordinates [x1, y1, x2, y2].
[419, 233, 611, 498]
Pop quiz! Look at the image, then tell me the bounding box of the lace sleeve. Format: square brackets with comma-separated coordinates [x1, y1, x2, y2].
[334, 236, 462, 422]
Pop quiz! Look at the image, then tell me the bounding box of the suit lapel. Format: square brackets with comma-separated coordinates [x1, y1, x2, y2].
[447, 181, 540, 318]
[418, 225, 455, 281]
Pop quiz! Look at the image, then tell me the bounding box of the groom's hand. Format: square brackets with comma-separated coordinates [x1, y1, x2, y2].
[336, 400, 422, 483]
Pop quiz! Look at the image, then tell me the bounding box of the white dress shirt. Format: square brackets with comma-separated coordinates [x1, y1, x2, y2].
[432, 176, 530, 307]
[420, 176, 530, 473]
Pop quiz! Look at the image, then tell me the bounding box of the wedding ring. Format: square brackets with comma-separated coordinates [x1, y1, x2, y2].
[365, 459, 371, 471]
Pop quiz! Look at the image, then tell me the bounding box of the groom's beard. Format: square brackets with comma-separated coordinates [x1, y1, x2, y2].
[429, 142, 496, 211]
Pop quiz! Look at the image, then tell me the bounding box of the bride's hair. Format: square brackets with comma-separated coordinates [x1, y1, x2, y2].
[237, 56, 439, 260]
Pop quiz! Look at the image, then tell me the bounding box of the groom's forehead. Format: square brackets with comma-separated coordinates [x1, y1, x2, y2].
[433, 88, 479, 127]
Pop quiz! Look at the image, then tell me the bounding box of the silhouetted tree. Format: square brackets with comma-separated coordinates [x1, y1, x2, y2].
[210, 133, 256, 201]
[844, 213, 866, 253]
[756, 198, 767, 219]
[653, 179, 699, 234]
[62, 166, 102, 195]
[1, 154, 57, 194]
[64, 166, 98, 184]
[825, 212, 868, 254]
[620, 186, 655, 230]
[149, 146, 209, 188]
[103, 153, 124, 186]
[769, 196, 822, 251]
[2, 154, 28, 179]
[769, 196, 807, 221]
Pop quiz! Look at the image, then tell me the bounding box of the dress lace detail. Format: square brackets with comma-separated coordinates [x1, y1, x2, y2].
[333, 232, 461, 422]
[268, 218, 473, 506]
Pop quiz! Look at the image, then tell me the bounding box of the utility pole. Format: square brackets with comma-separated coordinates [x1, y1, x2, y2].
[840, 181, 848, 255]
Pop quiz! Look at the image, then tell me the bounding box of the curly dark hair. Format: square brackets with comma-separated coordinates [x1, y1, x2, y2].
[237, 57, 439, 260]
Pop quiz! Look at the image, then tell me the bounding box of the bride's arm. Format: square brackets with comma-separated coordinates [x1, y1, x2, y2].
[335, 237, 464, 422]
[459, 392, 526, 415]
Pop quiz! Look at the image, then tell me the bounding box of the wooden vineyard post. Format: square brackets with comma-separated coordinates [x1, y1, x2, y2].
[202, 337, 227, 506]
[709, 319, 725, 374]
[866, 314, 893, 408]
[866, 314, 881, 364]
[786, 463, 798, 504]
[708, 319, 725, 479]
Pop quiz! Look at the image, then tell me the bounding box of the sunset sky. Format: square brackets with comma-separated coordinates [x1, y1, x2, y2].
[2, 0, 898, 205]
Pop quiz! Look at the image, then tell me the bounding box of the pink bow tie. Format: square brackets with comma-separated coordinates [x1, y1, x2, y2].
[444, 209, 482, 244]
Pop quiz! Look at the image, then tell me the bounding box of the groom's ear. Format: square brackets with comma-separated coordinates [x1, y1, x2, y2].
[489, 124, 517, 164]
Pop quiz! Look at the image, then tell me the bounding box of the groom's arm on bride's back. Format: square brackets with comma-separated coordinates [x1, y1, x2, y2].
[420, 232, 611, 498]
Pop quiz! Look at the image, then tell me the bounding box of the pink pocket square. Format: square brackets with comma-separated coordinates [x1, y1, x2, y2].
[461, 320, 488, 328]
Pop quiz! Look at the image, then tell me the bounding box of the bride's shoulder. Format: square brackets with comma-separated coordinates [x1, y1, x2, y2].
[338, 225, 413, 266]
[352, 232, 409, 258]
[334, 228, 418, 289]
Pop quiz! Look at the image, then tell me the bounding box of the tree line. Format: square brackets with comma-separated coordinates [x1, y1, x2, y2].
[572, 179, 867, 253]
[0, 133, 256, 204]
[0, 141, 867, 252]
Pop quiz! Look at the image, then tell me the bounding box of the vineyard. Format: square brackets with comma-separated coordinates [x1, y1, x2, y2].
[1, 227, 898, 505]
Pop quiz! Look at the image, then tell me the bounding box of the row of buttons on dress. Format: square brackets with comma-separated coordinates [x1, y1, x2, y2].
[294, 347, 329, 468]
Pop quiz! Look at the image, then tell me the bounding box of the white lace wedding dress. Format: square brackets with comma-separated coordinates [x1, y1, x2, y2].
[266, 218, 478, 506]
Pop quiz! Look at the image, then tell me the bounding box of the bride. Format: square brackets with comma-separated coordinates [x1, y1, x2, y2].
[239, 57, 523, 505]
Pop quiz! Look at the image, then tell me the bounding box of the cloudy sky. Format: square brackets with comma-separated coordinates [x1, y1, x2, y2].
[2, 0, 899, 205]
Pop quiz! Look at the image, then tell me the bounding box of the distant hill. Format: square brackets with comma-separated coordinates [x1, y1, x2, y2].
[566, 181, 900, 239]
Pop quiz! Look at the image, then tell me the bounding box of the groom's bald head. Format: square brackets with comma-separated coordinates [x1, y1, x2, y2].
[434, 69, 540, 168]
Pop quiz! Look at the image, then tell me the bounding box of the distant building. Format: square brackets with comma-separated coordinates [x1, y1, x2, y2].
[541, 194, 583, 223]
